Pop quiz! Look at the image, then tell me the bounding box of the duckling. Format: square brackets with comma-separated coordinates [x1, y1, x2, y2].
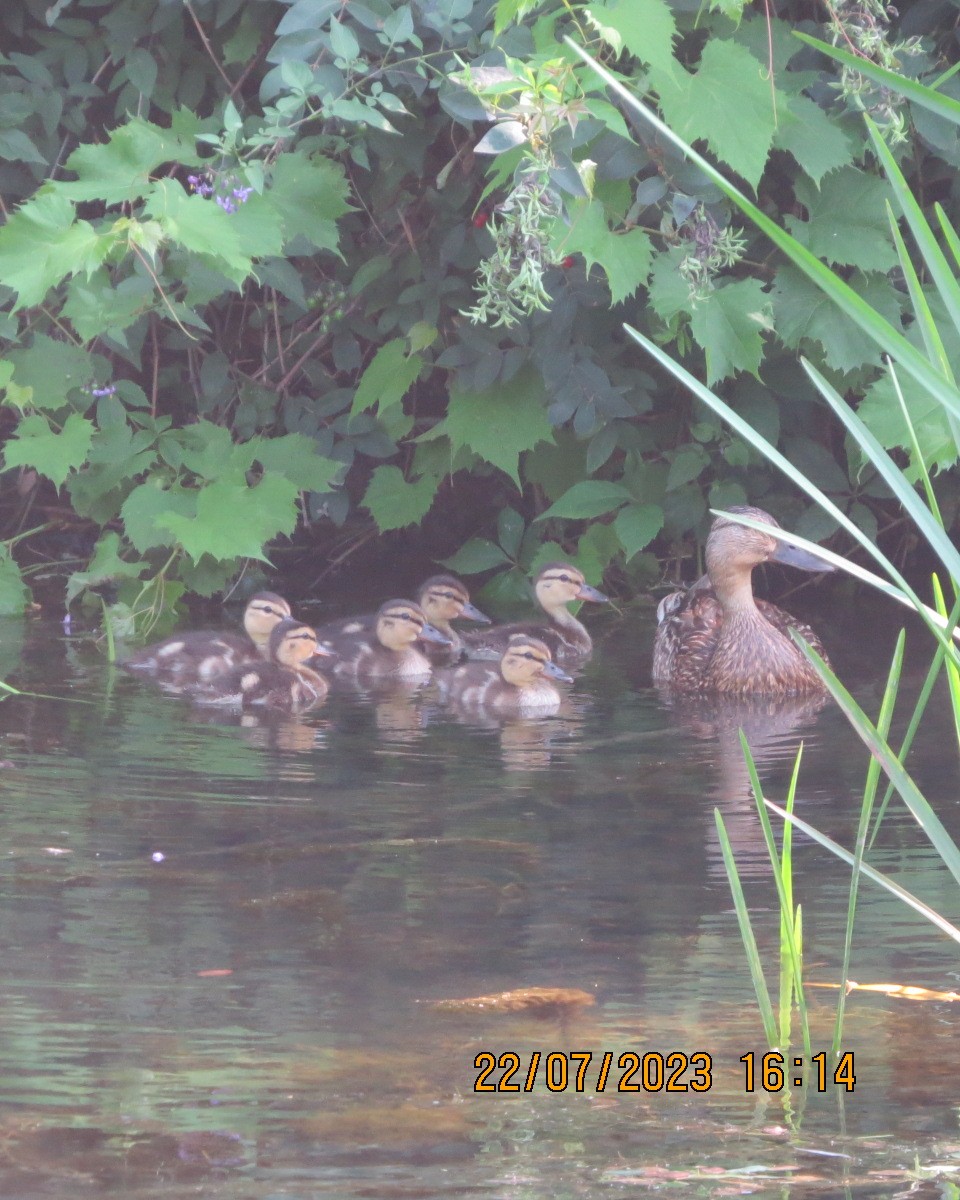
[653, 506, 834, 696]
[314, 574, 489, 664]
[321, 599, 451, 680]
[125, 592, 291, 683]
[190, 618, 331, 709]
[462, 563, 609, 662]
[440, 633, 573, 716]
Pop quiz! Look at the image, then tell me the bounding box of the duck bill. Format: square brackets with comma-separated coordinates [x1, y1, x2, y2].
[771, 541, 836, 573]
[307, 645, 335, 665]
[419, 622, 453, 646]
[577, 583, 609, 603]
[543, 660, 574, 683]
[460, 601, 491, 624]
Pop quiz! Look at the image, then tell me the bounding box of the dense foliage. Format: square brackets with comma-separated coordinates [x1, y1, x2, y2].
[0, 0, 957, 627]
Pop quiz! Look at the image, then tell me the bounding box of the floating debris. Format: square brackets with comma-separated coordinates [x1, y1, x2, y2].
[428, 986, 595, 1018]
[810, 980, 960, 1002]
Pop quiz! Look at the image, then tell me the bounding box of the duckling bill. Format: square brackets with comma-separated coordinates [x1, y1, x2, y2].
[653, 506, 834, 696]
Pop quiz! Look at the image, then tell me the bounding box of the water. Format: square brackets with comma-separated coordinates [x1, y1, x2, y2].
[0, 603, 958, 1197]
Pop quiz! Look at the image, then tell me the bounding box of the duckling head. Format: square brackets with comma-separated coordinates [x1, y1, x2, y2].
[243, 592, 293, 647]
[417, 575, 491, 626]
[501, 634, 574, 687]
[533, 563, 609, 613]
[706, 507, 835, 607]
[375, 600, 452, 652]
[269, 618, 322, 668]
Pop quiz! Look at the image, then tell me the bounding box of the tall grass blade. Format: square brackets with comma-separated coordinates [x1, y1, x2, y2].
[740, 735, 811, 1059]
[764, 800, 960, 945]
[931, 576, 960, 755]
[795, 641, 960, 887]
[714, 808, 779, 1048]
[833, 632, 904, 1056]
[886, 206, 955, 392]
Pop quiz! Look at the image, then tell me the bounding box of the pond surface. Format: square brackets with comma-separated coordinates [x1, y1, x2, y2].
[0, 597, 958, 1198]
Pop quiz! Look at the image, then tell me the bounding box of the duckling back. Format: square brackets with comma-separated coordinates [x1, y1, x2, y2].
[441, 634, 572, 715]
[189, 618, 329, 710]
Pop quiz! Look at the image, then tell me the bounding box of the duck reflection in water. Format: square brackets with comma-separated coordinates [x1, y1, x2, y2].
[658, 689, 827, 877]
[436, 635, 582, 770]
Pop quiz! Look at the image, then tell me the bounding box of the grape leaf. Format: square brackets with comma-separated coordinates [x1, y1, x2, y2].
[120, 480, 198, 553]
[689, 278, 767, 384]
[560, 202, 652, 304]
[653, 39, 777, 190]
[361, 465, 438, 531]
[60, 118, 196, 203]
[857, 375, 955, 475]
[156, 474, 299, 563]
[774, 93, 854, 186]
[772, 265, 903, 373]
[585, 0, 677, 76]
[254, 433, 342, 492]
[786, 168, 898, 273]
[0, 191, 111, 310]
[351, 339, 423, 415]
[6, 334, 95, 409]
[145, 180, 252, 283]
[4, 412, 94, 488]
[265, 153, 352, 255]
[423, 369, 553, 488]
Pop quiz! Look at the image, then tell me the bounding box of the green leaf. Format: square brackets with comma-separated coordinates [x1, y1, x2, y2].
[647, 246, 692, 321]
[424, 368, 553, 488]
[0, 550, 29, 615]
[559, 202, 652, 304]
[786, 169, 898, 273]
[773, 265, 902, 373]
[653, 39, 777, 190]
[666, 444, 710, 490]
[176, 421, 256, 481]
[586, 0, 677, 76]
[6, 334, 95, 409]
[614, 502, 664, 560]
[254, 434, 342, 492]
[535, 479, 632, 521]
[774, 93, 854, 186]
[120, 480, 198, 553]
[440, 538, 512, 574]
[144, 180, 252, 284]
[361, 465, 438, 531]
[858, 375, 956, 473]
[351, 339, 423, 415]
[266, 153, 352, 254]
[0, 191, 111, 310]
[474, 122, 528, 155]
[4, 413, 94, 488]
[66, 532, 146, 605]
[689, 278, 767, 384]
[156, 474, 299, 564]
[0, 129, 47, 165]
[60, 118, 196, 204]
[497, 508, 525, 558]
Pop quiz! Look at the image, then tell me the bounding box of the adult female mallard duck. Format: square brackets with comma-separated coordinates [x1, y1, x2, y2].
[314, 575, 489, 664]
[462, 563, 609, 663]
[319, 599, 451, 680]
[439, 633, 573, 716]
[125, 592, 291, 684]
[190, 618, 331, 710]
[653, 507, 834, 696]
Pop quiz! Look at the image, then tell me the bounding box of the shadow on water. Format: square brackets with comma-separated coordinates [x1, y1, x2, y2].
[0, 599, 957, 1197]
